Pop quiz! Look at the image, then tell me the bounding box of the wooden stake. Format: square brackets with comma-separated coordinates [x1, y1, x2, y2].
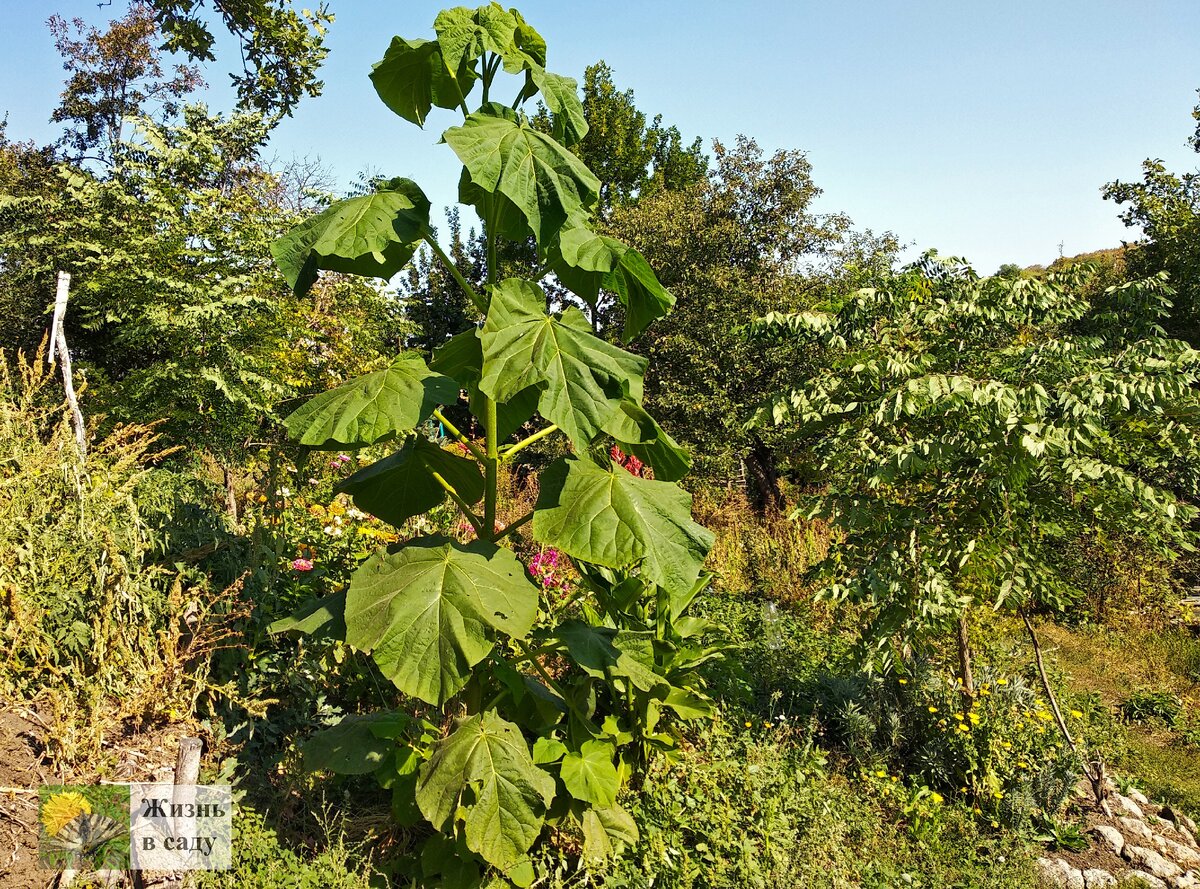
[48, 272, 86, 460]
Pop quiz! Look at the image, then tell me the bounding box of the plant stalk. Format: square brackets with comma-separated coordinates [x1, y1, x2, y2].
[501, 424, 558, 460]
[423, 234, 486, 313]
[433, 408, 487, 463]
[1019, 607, 1109, 811]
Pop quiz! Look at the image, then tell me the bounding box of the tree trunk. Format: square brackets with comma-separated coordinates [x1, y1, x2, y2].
[956, 612, 976, 701]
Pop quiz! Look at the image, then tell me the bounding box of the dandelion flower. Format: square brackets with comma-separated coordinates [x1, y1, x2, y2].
[928, 706, 938, 713]
[42, 791, 92, 836]
[1069, 709, 1083, 718]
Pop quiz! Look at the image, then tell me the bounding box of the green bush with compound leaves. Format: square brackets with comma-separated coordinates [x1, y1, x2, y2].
[266, 5, 727, 885]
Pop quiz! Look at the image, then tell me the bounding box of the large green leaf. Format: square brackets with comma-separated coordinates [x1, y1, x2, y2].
[336, 436, 483, 528]
[302, 714, 395, 775]
[271, 179, 430, 296]
[432, 327, 541, 439]
[553, 226, 674, 342]
[433, 5, 544, 77]
[416, 710, 556, 869]
[267, 590, 346, 640]
[530, 68, 587, 146]
[285, 353, 458, 449]
[479, 279, 646, 450]
[457, 167, 532, 243]
[370, 36, 474, 126]
[602, 400, 692, 482]
[581, 804, 638, 862]
[345, 536, 539, 705]
[444, 104, 599, 246]
[560, 740, 619, 807]
[533, 457, 713, 596]
[553, 620, 665, 694]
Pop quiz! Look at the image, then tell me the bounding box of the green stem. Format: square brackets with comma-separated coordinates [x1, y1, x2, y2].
[433, 408, 486, 463]
[424, 233, 486, 313]
[493, 510, 532, 542]
[501, 424, 558, 460]
[484, 397, 499, 538]
[516, 639, 589, 724]
[431, 470, 485, 535]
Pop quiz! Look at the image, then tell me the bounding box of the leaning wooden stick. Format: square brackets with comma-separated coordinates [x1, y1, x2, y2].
[48, 271, 87, 460]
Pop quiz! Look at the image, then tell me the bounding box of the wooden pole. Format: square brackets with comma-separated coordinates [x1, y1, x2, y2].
[48, 272, 86, 460]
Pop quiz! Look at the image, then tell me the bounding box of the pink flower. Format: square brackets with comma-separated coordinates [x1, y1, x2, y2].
[291, 558, 314, 572]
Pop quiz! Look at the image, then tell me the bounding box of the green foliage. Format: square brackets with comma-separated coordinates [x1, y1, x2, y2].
[1104, 92, 1200, 345]
[754, 257, 1200, 658]
[1120, 689, 1185, 727]
[605, 136, 889, 483]
[0, 347, 236, 763]
[599, 711, 1035, 889]
[267, 6, 721, 879]
[0, 106, 399, 463]
[151, 0, 333, 119]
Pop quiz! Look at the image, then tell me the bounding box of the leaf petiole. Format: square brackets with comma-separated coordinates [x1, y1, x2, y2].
[501, 424, 559, 460]
[430, 469, 484, 535]
[433, 408, 487, 463]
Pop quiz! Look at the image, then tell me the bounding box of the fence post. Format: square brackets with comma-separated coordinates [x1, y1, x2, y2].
[47, 271, 87, 460]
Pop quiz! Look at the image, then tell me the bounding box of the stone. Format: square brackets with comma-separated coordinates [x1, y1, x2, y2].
[1126, 845, 1184, 881]
[1130, 789, 1152, 806]
[1082, 869, 1117, 888]
[1124, 874, 1169, 889]
[1038, 857, 1068, 888]
[1171, 872, 1200, 889]
[1155, 835, 1200, 869]
[1181, 827, 1199, 850]
[1118, 794, 1148, 819]
[1122, 818, 1157, 843]
[1166, 806, 1200, 839]
[1094, 824, 1126, 857]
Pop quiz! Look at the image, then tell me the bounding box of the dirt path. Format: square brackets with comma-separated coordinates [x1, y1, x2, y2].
[0, 705, 52, 889]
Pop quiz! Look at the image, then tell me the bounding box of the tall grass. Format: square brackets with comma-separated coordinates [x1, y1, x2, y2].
[0, 345, 243, 765]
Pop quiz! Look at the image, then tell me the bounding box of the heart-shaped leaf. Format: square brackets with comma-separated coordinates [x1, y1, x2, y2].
[479, 279, 646, 450]
[416, 710, 556, 869]
[432, 326, 541, 440]
[553, 620, 665, 694]
[271, 178, 431, 296]
[552, 226, 674, 342]
[533, 457, 713, 597]
[560, 740, 619, 807]
[337, 436, 484, 527]
[444, 104, 599, 246]
[370, 37, 474, 126]
[285, 353, 458, 449]
[345, 536, 539, 705]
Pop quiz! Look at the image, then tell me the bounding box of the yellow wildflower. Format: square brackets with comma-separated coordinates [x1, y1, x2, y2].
[41, 791, 92, 836]
[928, 706, 938, 713]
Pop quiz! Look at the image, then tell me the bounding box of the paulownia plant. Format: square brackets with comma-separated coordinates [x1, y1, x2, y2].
[268, 5, 723, 885]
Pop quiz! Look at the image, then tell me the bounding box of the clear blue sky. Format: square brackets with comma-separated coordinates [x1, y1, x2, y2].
[3, 1, 1198, 273]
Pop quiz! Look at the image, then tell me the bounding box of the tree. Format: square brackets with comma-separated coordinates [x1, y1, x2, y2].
[148, 0, 332, 119]
[401, 208, 481, 355]
[49, 4, 203, 165]
[752, 256, 1200, 708]
[265, 7, 725, 881]
[605, 135, 883, 485]
[1103, 90, 1200, 344]
[568, 62, 707, 215]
